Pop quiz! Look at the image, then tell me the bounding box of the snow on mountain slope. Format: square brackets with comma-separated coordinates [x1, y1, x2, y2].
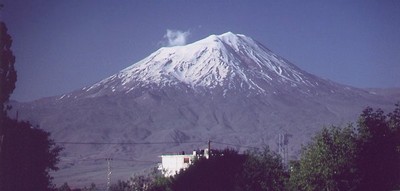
[71, 32, 339, 99]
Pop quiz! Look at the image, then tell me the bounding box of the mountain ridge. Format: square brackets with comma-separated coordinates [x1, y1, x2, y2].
[10, 32, 397, 187]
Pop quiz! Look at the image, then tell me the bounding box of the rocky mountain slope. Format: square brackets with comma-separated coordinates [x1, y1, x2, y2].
[11, 32, 396, 187]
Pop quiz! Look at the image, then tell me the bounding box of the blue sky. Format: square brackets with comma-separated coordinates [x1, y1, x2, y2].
[2, 0, 400, 101]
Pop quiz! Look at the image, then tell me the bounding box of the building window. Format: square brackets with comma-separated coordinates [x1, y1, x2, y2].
[183, 157, 190, 163]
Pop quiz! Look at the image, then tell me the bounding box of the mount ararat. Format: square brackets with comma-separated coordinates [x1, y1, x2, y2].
[11, 32, 396, 187]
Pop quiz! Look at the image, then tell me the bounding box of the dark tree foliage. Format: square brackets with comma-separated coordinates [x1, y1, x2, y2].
[0, 21, 17, 114]
[355, 104, 400, 191]
[238, 147, 288, 191]
[57, 183, 72, 191]
[57, 182, 98, 191]
[169, 149, 247, 191]
[0, 20, 62, 191]
[0, 117, 63, 191]
[106, 167, 171, 191]
[80, 183, 98, 191]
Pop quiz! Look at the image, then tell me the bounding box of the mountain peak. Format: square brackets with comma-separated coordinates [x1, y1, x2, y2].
[217, 31, 246, 39]
[217, 31, 246, 41]
[76, 32, 327, 98]
[198, 32, 254, 50]
[220, 31, 235, 36]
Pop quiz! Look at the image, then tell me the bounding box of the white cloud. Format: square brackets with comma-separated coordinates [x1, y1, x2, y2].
[163, 29, 190, 47]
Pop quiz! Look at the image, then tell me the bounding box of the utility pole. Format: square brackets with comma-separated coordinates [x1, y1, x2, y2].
[277, 131, 290, 167]
[207, 140, 211, 159]
[106, 158, 112, 191]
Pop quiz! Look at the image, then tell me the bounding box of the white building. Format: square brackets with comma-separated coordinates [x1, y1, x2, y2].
[159, 149, 209, 177]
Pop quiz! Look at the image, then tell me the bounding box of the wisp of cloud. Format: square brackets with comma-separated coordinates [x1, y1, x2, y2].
[163, 29, 190, 46]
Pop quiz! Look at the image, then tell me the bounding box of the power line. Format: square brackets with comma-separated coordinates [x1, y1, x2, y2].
[107, 158, 158, 164]
[56, 140, 265, 164]
[58, 157, 159, 164]
[56, 141, 204, 145]
[211, 141, 261, 150]
[56, 140, 262, 150]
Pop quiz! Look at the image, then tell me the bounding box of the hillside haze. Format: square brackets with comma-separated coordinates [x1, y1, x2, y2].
[12, 32, 395, 187]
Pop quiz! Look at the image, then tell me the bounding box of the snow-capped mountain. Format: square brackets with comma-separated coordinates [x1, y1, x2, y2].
[67, 32, 344, 99]
[11, 32, 396, 187]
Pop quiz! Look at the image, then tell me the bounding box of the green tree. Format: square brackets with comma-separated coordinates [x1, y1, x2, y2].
[146, 175, 172, 191]
[290, 126, 359, 191]
[355, 104, 400, 191]
[144, 168, 172, 191]
[290, 104, 400, 191]
[109, 180, 131, 191]
[237, 147, 288, 191]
